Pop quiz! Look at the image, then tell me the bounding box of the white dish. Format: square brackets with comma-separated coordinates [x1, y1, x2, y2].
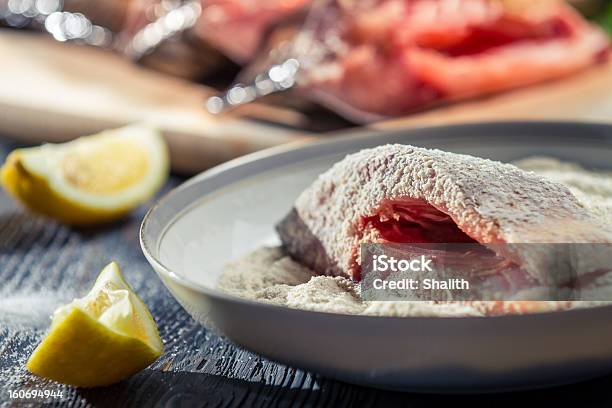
[141, 122, 612, 392]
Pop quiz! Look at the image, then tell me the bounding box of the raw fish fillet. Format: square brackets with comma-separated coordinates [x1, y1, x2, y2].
[123, 0, 309, 63]
[276, 145, 612, 313]
[195, 0, 310, 62]
[298, 0, 610, 119]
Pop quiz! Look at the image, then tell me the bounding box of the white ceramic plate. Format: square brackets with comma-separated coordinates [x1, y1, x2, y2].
[141, 122, 612, 393]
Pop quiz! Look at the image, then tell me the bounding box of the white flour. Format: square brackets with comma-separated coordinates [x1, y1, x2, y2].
[0, 292, 67, 329]
[218, 157, 612, 317]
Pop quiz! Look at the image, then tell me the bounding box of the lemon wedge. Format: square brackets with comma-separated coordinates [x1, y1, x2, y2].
[0, 125, 168, 225]
[26, 262, 164, 387]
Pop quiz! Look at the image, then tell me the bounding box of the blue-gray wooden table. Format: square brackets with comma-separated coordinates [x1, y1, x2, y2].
[1, 137, 612, 407]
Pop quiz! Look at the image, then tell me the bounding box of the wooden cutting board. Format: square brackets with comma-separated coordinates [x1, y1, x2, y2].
[0, 31, 312, 174]
[2, 30, 612, 175]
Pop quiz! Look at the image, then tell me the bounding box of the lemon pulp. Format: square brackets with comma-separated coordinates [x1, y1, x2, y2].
[61, 140, 150, 194]
[0, 124, 168, 225]
[26, 262, 164, 387]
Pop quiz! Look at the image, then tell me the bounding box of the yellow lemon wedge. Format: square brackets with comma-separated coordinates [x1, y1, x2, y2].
[26, 262, 164, 387]
[0, 125, 168, 225]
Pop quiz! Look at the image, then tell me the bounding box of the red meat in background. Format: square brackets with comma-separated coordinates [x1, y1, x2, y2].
[297, 0, 610, 120]
[121, 0, 309, 63]
[195, 0, 311, 63]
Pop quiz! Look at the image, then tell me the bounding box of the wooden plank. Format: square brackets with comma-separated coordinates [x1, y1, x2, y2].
[4, 30, 612, 176]
[0, 31, 311, 174]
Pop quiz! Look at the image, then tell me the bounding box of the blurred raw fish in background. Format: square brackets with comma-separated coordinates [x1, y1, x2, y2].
[1, 0, 610, 119]
[120, 0, 312, 79]
[0, 0, 311, 80]
[209, 0, 611, 121]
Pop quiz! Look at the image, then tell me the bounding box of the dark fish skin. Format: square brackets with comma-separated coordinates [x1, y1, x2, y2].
[277, 208, 336, 277]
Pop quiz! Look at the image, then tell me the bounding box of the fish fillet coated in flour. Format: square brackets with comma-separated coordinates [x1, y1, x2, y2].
[277, 145, 612, 290]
